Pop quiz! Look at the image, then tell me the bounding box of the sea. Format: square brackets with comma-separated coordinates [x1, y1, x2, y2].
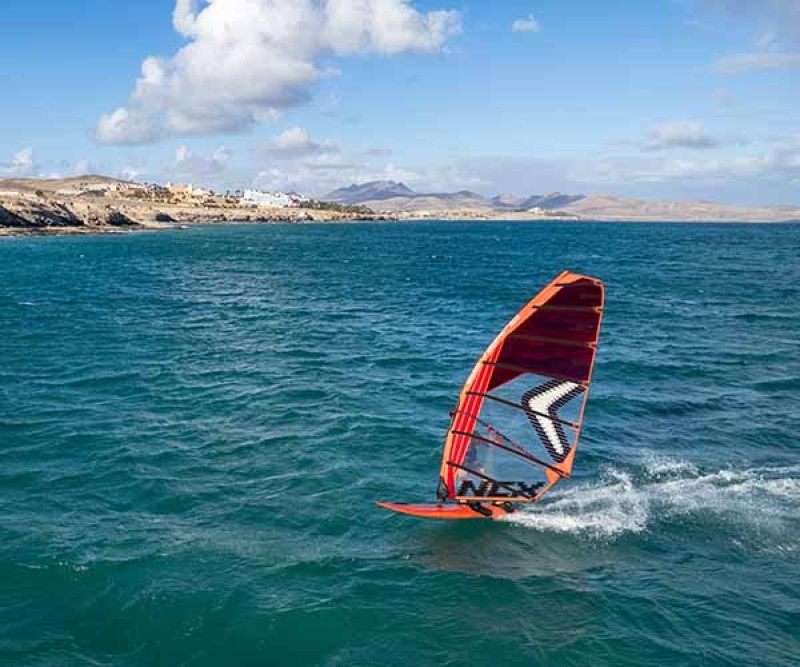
[1, 221, 798, 667]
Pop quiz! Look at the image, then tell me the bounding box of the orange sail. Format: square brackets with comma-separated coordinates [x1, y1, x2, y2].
[379, 271, 604, 520]
[438, 271, 604, 504]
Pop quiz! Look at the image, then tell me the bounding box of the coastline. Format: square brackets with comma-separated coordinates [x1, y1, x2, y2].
[0, 194, 394, 237]
[3, 212, 798, 238]
[2, 190, 798, 238]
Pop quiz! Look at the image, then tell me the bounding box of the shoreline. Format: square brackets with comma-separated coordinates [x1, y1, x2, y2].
[2, 214, 798, 238]
[2, 175, 799, 237]
[2, 195, 798, 238]
[0, 193, 395, 237]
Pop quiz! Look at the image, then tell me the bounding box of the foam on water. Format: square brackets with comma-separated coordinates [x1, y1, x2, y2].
[505, 458, 800, 542]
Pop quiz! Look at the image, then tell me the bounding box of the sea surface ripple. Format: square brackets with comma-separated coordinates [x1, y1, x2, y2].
[1, 221, 799, 666]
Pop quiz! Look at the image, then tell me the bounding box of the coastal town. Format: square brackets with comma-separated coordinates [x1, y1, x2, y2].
[0, 175, 382, 235]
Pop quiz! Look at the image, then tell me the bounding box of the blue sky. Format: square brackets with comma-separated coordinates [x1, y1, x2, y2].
[1, 0, 799, 204]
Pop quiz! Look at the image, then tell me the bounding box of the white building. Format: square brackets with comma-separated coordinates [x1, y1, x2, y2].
[241, 190, 304, 208]
[84, 183, 113, 193]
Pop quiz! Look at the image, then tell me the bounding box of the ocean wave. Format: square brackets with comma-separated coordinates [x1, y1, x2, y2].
[504, 459, 800, 541]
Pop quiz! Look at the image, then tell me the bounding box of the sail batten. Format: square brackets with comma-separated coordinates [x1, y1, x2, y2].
[483, 361, 591, 386]
[438, 271, 604, 503]
[465, 391, 581, 428]
[450, 429, 565, 475]
[507, 333, 597, 349]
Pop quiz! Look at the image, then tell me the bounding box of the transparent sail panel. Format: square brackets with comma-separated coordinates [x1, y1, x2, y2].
[450, 431, 549, 500]
[470, 372, 583, 466]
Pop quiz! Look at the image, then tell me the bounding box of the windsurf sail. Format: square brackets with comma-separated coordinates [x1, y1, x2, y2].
[438, 271, 604, 504]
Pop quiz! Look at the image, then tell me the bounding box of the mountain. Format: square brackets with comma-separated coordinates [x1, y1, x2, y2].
[320, 180, 800, 221]
[322, 182, 586, 213]
[559, 193, 800, 222]
[324, 180, 415, 205]
[517, 193, 586, 210]
[490, 193, 524, 208]
[323, 182, 494, 212]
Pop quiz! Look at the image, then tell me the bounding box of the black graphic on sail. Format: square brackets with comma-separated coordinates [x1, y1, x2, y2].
[522, 380, 585, 463]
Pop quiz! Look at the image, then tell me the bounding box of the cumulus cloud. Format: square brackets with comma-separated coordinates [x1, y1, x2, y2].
[260, 127, 338, 159]
[57, 158, 103, 178]
[96, 0, 461, 144]
[714, 52, 800, 73]
[0, 150, 108, 180]
[167, 145, 232, 182]
[97, 108, 162, 145]
[441, 132, 800, 205]
[639, 121, 719, 151]
[119, 165, 149, 183]
[253, 154, 422, 195]
[0, 147, 36, 177]
[576, 135, 800, 189]
[512, 15, 541, 33]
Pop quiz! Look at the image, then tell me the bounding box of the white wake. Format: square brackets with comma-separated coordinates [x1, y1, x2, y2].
[504, 456, 800, 542]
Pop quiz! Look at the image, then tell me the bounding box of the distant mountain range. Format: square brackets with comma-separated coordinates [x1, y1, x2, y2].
[324, 180, 584, 213]
[323, 180, 800, 222]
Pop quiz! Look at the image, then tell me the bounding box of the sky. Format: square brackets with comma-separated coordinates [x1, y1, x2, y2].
[1, 0, 799, 204]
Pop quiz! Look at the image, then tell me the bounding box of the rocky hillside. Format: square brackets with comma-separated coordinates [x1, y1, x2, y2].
[0, 197, 139, 232]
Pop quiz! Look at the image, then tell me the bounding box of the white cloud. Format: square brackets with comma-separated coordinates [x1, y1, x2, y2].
[577, 135, 800, 186]
[260, 127, 338, 159]
[96, 107, 162, 145]
[714, 52, 800, 73]
[13, 148, 35, 172]
[439, 132, 800, 205]
[0, 150, 107, 180]
[66, 158, 103, 177]
[167, 145, 232, 182]
[96, 0, 461, 144]
[0, 147, 36, 177]
[253, 155, 422, 196]
[119, 165, 149, 182]
[512, 15, 540, 33]
[640, 120, 719, 151]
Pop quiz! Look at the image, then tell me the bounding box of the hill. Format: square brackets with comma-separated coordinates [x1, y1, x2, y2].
[323, 181, 587, 213]
[325, 181, 415, 205]
[322, 181, 800, 222]
[0, 175, 130, 194]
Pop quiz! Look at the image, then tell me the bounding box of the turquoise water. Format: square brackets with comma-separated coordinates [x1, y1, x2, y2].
[1, 221, 799, 666]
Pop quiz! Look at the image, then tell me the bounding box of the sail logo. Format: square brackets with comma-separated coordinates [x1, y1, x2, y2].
[457, 479, 543, 498]
[522, 380, 583, 463]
